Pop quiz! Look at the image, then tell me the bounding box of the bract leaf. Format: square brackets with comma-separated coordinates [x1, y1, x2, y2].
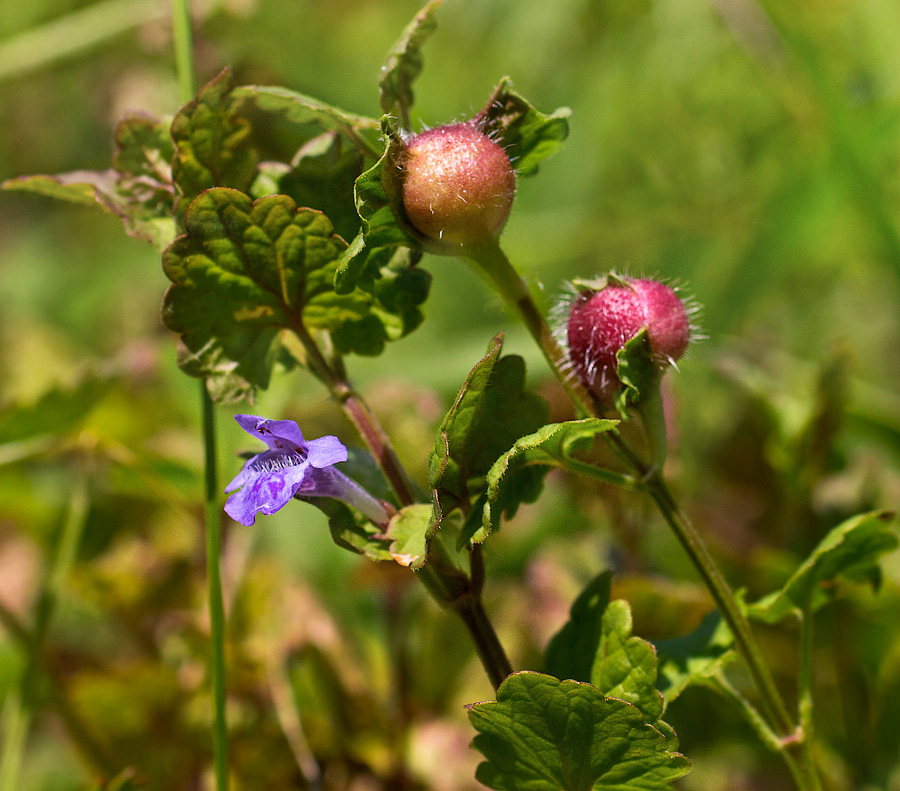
[428, 335, 548, 546]
[468, 672, 690, 791]
[655, 612, 736, 708]
[379, 0, 444, 128]
[748, 510, 897, 624]
[546, 573, 664, 724]
[3, 113, 177, 250]
[171, 68, 257, 219]
[475, 78, 571, 178]
[484, 418, 619, 537]
[161, 188, 387, 401]
[385, 503, 436, 568]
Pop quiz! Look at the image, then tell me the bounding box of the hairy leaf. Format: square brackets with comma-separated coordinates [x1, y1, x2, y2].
[546, 573, 664, 724]
[475, 78, 571, 178]
[749, 510, 897, 623]
[379, 0, 443, 126]
[484, 418, 619, 536]
[468, 672, 690, 791]
[162, 188, 389, 400]
[655, 612, 735, 707]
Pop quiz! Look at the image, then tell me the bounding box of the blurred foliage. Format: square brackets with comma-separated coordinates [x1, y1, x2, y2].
[1, 0, 899, 790]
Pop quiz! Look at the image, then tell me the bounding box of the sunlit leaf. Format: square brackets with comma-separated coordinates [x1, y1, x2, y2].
[475, 78, 571, 178]
[379, 0, 444, 126]
[385, 503, 435, 568]
[468, 672, 690, 791]
[161, 188, 385, 400]
[428, 335, 547, 546]
[484, 418, 619, 536]
[3, 113, 177, 250]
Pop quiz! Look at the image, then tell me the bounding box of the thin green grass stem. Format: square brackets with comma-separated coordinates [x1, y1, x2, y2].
[0, 0, 165, 84]
[202, 385, 229, 791]
[169, 0, 227, 785]
[0, 460, 91, 791]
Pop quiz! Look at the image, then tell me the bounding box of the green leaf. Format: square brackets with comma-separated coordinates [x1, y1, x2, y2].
[3, 113, 177, 250]
[484, 418, 619, 537]
[171, 68, 257, 217]
[379, 0, 444, 128]
[428, 335, 548, 545]
[546, 573, 664, 724]
[748, 510, 897, 624]
[475, 78, 571, 178]
[655, 612, 736, 708]
[384, 503, 435, 568]
[161, 188, 385, 401]
[468, 672, 690, 791]
[614, 330, 662, 413]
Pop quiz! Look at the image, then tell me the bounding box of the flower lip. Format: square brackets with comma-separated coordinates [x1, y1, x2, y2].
[224, 414, 387, 528]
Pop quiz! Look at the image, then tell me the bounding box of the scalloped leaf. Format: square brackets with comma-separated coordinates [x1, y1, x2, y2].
[379, 0, 443, 126]
[475, 78, 571, 178]
[468, 672, 690, 791]
[3, 113, 176, 250]
[546, 573, 664, 724]
[428, 335, 547, 544]
[161, 188, 396, 401]
[748, 510, 897, 624]
[483, 418, 619, 537]
[171, 69, 257, 218]
[654, 612, 735, 708]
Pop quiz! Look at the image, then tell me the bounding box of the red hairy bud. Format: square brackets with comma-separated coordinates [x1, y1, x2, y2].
[566, 277, 691, 404]
[401, 123, 516, 250]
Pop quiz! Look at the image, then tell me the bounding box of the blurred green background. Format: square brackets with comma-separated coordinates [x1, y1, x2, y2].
[1, 0, 899, 789]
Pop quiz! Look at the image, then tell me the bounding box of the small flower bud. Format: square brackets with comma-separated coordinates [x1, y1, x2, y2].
[566, 276, 692, 405]
[401, 122, 516, 250]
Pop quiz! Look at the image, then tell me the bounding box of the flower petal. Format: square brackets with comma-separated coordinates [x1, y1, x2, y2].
[224, 464, 309, 526]
[234, 414, 307, 452]
[305, 435, 349, 468]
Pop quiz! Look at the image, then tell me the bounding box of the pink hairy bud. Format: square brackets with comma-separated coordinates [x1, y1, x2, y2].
[401, 122, 516, 250]
[566, 277, 691, 405]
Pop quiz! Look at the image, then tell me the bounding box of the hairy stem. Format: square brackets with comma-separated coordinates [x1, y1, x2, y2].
[290, 323, 513, 688]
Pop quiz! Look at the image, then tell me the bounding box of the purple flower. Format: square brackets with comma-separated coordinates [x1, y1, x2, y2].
[224, 415, 389, 527]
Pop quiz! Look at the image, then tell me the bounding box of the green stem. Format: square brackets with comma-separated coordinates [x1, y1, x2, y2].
[169, 0, 228, 784]
[170, 0, 196, 101]
[467, 239, 800, 736]
[797, 604, 823, 791]
[0, 460, 92, 791]
[202, 384, 229, 791]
